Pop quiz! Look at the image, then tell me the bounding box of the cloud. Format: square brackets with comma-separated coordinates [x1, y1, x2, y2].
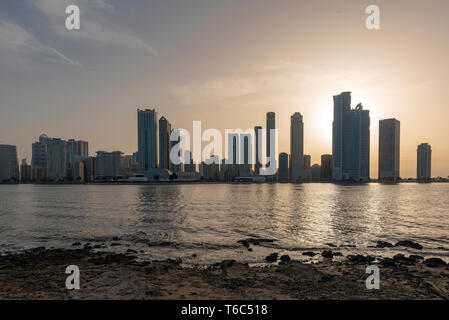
[0, 19, 80, 66]
[31, 0, 158, 56]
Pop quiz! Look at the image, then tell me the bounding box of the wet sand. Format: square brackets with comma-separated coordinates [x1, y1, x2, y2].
[1, 247, 448, 300]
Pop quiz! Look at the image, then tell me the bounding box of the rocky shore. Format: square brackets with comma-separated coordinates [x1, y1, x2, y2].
[1, 243, 449, 300]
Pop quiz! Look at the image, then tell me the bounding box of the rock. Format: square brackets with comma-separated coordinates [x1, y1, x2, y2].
[409, 255, 424, 261]
[320, 275, 334, 282]
[376, 241, 393, 248]
[126, 249, 137, 254]
[71, 242, 81, 246]
[265, 253, 279, 262]
[93, 245, 101, 249]
[325, 243, 337, 248]
[237, 240, 250, 248]
[302, 251, 316, 257]
[395, 240, 423, 250]
[112, 236, 121, 241]
[192, 254, 197, 258]
[424, 258, 447, 268]
[333, 252, 343, 256]
[347, 255, 375, 264]
[321, 250, 334, 259]
[111, 243, 121, 246]
[379, 257, 395, 266]
[393, 254, 406, 261]
[280, 255, 291, 262]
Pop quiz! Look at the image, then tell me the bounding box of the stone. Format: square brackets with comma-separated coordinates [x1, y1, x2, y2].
[395, 240, 423, 250]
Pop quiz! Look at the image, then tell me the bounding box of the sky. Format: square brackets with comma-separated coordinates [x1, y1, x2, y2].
[1, 0, 449, 178]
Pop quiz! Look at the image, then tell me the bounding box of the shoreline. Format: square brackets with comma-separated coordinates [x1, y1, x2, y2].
[2, 180, 449, 186]
[1, 247, 448, 300]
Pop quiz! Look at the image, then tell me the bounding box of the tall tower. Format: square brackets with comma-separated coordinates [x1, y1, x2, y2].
[290, 112, 304, 182]
[379, 118, 400, 182]
[159, 116, 171, 170]
[332, 92, 370, 182]
[417, 143, 432, 181]
[266, 112, 276, 176]
[254, 126, 262, 176]
[137, 109, 158, 177]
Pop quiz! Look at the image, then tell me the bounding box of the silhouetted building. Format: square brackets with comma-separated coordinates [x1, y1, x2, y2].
[84, 156, 97, 182]
[332, 92, 370, 181]
[0, 145, 19, 183]
[290, 112, 304, 182]
[311, 164, 321, 181]
[266, 112, 276, 176]
[95, 151, 123, 180]
[47, 138, 67, 182]
[138, 109, 158, 178]
[320, 154, 333, 181]
[200, 155, 220, 181]
[239, 134, 252, 177]
[159, 116, 171, 170]
[121, 155, 139, 179]
[254, 126, 262, 176]
[303, 154, 312, 181]
[31, 134, 49, 182]
[379, 118, 400, 182]
[66, 139, 88, 178]
[20, 159, 32, 183]
[278, 152, 289, 181]
[417, 143, 432, 181]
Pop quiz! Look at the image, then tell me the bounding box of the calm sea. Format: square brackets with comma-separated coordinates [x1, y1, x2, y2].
[1, 183, 448, 264]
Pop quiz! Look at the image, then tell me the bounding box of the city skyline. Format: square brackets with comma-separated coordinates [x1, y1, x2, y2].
[1, 1, 449, 177]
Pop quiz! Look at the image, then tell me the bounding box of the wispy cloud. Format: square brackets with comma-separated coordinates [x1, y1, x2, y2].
[30, 0, 159, 56]
[0, 19, 80, 66]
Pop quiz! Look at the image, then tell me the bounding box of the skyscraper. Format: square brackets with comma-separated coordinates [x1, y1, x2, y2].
[254, 126, 262, 176]
[66, 139, 88, 168]
[303, 154, 312, 181]
[290, 112, 304, 182]
[417, 143, 432, 181]
[239, 134, 251, 177]
[266, 112, 276, 177]
[320, 154, 333, 181]
[379, 118, 400, 182]
[159, 116, 171, 170]
[332, 92, 370, 182]
[46, 138, 67, 181]
[138, 109, 158, 177]
[278, 152, 289, 181]
[20, 158, 31, 183]
[0, 145, 19, 183]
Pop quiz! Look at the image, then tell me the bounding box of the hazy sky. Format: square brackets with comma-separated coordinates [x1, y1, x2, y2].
[1, 0, 448, 178]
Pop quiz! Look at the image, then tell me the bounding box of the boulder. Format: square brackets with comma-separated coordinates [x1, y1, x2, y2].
[321, 250, 334, 259]
[376, 241, 394, 248]
[280, 255, 291, 262]
[424, 258, 447, 268]
[265, 253, 279, 262]
[302, 251, 316, 257]
[395, 240, 423, 250]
